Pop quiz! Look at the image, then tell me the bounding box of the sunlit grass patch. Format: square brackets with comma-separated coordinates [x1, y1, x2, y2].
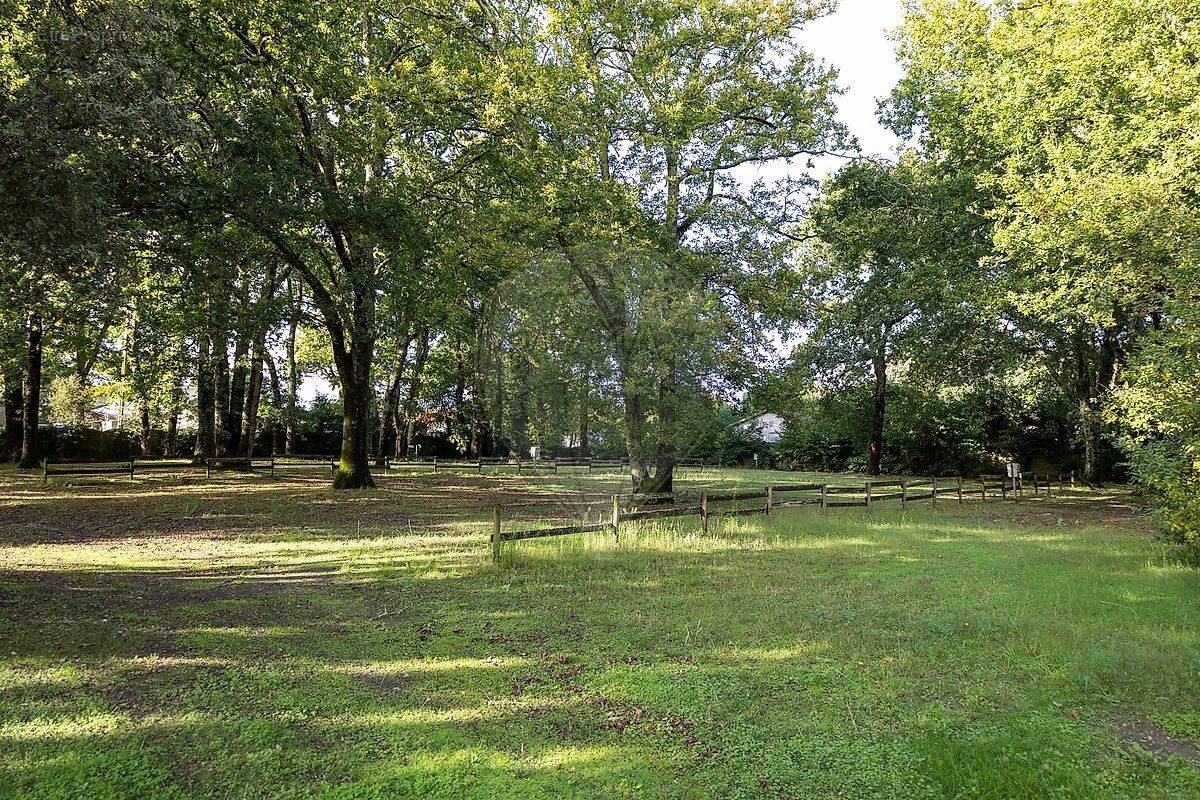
[0, 469, 1196, 798]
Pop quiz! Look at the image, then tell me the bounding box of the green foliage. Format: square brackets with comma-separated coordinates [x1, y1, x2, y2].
[1113, 263, 1200, 553]
[891, 0, 1200, 516]
[682, 406, 772, 466]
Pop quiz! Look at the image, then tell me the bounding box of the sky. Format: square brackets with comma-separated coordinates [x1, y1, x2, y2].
[798, 0, 906, 171]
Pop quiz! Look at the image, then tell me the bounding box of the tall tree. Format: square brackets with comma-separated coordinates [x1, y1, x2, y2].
[0, 0, 177, 467]
[890, 0, 1198, 482]
[171, 0, 522, 487]
[536, 0, 845, 491]
[791, 156, 992, 475]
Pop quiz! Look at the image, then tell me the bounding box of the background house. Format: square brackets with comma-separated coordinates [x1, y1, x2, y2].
[734, 411, 787, 445]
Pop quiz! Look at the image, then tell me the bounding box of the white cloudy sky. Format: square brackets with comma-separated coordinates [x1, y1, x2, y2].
[799, 0, 905, 169]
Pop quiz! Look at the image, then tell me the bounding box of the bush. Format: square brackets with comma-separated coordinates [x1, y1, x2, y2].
[684, 407, 774, 466]
[1127, 438, 1200, 561]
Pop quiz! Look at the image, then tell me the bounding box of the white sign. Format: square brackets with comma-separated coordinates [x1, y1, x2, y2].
[1006, 462, 1021, 478]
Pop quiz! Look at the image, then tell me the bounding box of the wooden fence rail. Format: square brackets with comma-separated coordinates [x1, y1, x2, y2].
[488, 472, 1066, 561]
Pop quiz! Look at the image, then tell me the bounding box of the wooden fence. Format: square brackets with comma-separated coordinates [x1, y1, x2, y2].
[38, 453, 783, 483]
[488, 473, 1065, 562]
[383, 456, 631, 474]
[41, 456, 335, 481]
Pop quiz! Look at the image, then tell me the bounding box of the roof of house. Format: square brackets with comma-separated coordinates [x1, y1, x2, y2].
[733, 411, 781, 427]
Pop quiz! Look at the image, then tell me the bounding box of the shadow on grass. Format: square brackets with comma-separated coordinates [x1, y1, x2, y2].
[1, 490, 1197, 798]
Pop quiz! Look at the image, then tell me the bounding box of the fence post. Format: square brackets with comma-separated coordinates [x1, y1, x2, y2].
[206, 459, 211, 479]
[129, 458, 135, 481]
[433, 456, 438, 472]
[957, 475, 964, 505]
[865, 482, 873, 514]
[821, 484, 828, 514]
[1044, 474, 1052, 498]
[1001, 475, 1008, 500]
[700, 489, 709, 535]
[1017, 472, 1024, 497]
[554, 460, 559, 475]
[611, 494, 620, 543]
[491, 505, 501, 564]
[478, 458, 483, 474]
[42, 458, 48, 484]
[766, 486, 773, 517]
[979, 476, 986, 501]
[901, 479, 908, 510]
[330, 459, 336, 478]
[270, 457, 275, 479]
[931, 476, 938, 509]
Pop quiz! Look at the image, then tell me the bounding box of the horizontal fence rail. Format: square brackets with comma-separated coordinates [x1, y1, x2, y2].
[488, 471, 1068, 561]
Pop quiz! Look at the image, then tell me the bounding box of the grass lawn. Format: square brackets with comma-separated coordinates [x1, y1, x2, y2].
[1, 466, 1198, 798]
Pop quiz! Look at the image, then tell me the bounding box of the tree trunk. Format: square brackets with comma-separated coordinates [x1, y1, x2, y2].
[868, 347, 887, 477]
[636, 368, 676, 495]
[165, 407, 179, 457]
[213, 332, 230, 456]
[139, 404, 152, 455]
[578, 365, 589, 458]
[265, 353, 284, 455]
[227, 333, 250, 455]
[1080, 407, 1103, 484]
[18, 315, 42, 469]
[240, 345, 264, 457]
[397, 328, 429, 458]
[194, 334, 216, 460]
[164, 365, 182, 457]
[622, 387, 650, 489]
[375, 341, 409, 466]
[285, 283, 301, 455]
[511, 353, 531, 458]
[2, 369, 22, 463]
[332, 336, 376, 489]
[1075, 326, 1120, 485]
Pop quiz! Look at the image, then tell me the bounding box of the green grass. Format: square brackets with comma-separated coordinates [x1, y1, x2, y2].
[0, 467, 1197, 798]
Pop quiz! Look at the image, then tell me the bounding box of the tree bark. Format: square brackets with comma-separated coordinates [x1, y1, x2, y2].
[240, 344, 265, 457]
[332, 335, 376, 489]
[868, 345, 887, 477]
[375, 338, 410, 466]
[18, 315, 42, 469]
[265, 353, 284, 455]
[622, 385, 650, 488]
[139, 404, 152, 455]
[578, 364, 589, 458]
[194, 334, 216, 460]
[226, 333, 250, 455]
[212, 331, 231, 456]
[636, 365, 677, 495]
[2, 369, 22, 463]
[397, 327, 429, 458]
[284, 281, 301, 455]
[165, 407, 179, 457]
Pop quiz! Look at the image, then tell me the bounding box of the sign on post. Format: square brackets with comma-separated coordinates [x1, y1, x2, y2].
[1006, 462, 1020, 495]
